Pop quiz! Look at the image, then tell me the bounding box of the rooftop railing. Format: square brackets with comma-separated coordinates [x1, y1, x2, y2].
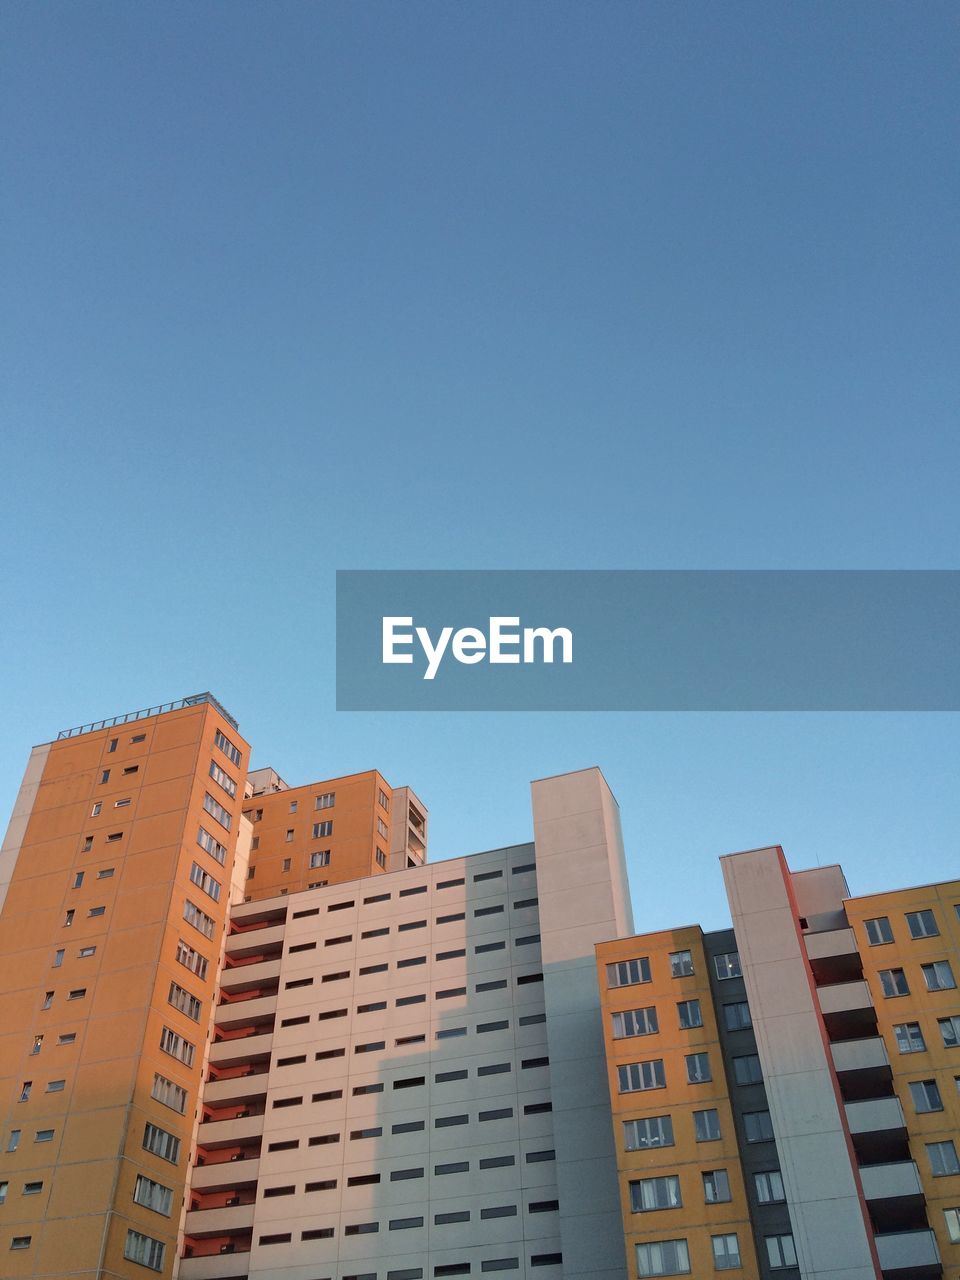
[57, 692, 239, 739]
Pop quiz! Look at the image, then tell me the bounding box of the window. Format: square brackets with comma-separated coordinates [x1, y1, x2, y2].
[143, 1121, 180, 1163]
[107, 737, 118, 752]
[906, 908, 939, 938]
[714, 952, 741, 980]
[309, 850, 331, 868]
[45, 1080, 65, 1093]
[81, 836, 93, 851]
[630, 1175, 682, 1211]
[744, 1110, 774, 1142]
[53, 949, 64, 968]
[285, 829, 294, 842]
[19, 1081, 31, 1101]
[183, 899, 216, 939]
[733, 1054, 763, 1085]
[31, 1035, 43, 1054]
[712, 1235, 741, 1271]
[214, 728, 242, 766]
[167, 982, 201, 1021]
[754, 1169, 785, 1203]
[685, 1053, 711, 1083]
[670, 950, 694, 978]
[922, 960, 956, 991]
[189, 861, 221, 902]
[378, 788, 390, 810]
[894, 1021, 926, 1053]
[73, 871, 84, 888]
[175, 939, 208, 980]
[57, 1033, 76, 1046]
[133, 1174, 173, 1216]
[607, 957, 651, 987]
[11, 1237, 32, 1251]
[677, 999, 702, 1029]
[88, 905, 105, 918]
[0, 1182, 6, 1203]
[766, 1235, 797, 1269]
[928, 1140, 960, 1176]
[151, 1073, 187, 1114]
[97, 867, 114, 879]
[6, 1131, 20, 1151]
[619, 1060, 665, 1093]
[64, 909, 74, 927]
[910, 1078, 943, 1113]
[42, 990, 53, 1008]
[613, 1007, 658, 1038]
[122, 765, 138, 775]
[940, 1016, 960, 1047]
[159, 1027, 195, 1067]
[694, 1109, 721, 1141]
[313, 820, 333, 838]
[68, 988, 86, 1000]
[207, 759, 237, 798]
[702, 1169, 731, 1203]
[130, 733, 146, 743]
[635, 1238, 690, 1277]
[202, 791, 232, 830]
[378, 817, 389, 838]
[879, 968, 909, 997]
[124, 1229, 165, 1271]
[106, 831, 122, 842]
[315, 791, 335, 809]
[114, 797, 131, 808]
[865, 916, 894, 945]
[945, 1207, 960, 1245]
[34, 1129, 53, 1143]
[197, 826, 227, 865]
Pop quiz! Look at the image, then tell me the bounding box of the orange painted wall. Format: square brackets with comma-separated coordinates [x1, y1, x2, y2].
[845, 880, 960, 1272]
[241, 770, 393, 900]
[0, 703, 249, 1279]
[597, 927, 761, 1280]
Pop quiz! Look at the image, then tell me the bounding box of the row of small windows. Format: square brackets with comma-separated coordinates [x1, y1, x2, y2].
[629, 1167, 785, 1211]
[249, 1252, 561, 1276]
[623, 1108, 773, 1148]
[286, 863, 537, 919]
[208, 758, 237, 799]
[5, 1128, 55, 1152]
[282, 1007, 547, 1037]
[253, 1201, 557, 1228]
[607, 950, 741, 987]
[878, 959, 956, 997]
[635, 1234, 795, 1277]
[248, 792, 336, 822]
[62, 904, 106, 926]
[28, 1030, 77, 1051]
[214, 728, 242, 767]
[864, 904, 960, 945]
[618, 1051, 723, 1090]
[272, 1083, 550, 1122]
[283, 965, 544, 992]
[285, 934, 540, 969]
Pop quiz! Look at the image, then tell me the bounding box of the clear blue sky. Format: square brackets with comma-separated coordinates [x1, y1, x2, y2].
[2, 2, 957, 930]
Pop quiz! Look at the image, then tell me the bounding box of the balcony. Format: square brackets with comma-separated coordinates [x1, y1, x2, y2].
[845, 1096, 909, 1164]
[177, 1255, 249, 1280]
[213, 995, 277, 1030]
[184, 1204, 255, 1237]
[805, 926, 863, 985]
[196, 1112, 265, 1148]
[860, 1161, 927, 1232]
[189, 1158, 260, 1192]
[209, 1032, 273, 1068]
[831, 1036, 892, 1100]
[219, 959, 281, 992]
[818, 979, 878, 1040]
[225, 924, 285, 960]
[874, 1228, 942, 1279]
[202, 1072, 268, 1108]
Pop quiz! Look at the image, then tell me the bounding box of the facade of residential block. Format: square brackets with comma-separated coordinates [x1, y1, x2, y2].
[598, 846, 959, 1280]
[0, 695, 957, 1280]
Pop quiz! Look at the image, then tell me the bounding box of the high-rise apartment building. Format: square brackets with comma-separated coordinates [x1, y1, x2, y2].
[598, 846, 959, 1280]
[1, 694, 957, 1280]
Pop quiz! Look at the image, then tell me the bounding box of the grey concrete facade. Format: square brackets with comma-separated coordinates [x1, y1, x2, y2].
[531, 768, 632, 1280]
[0, 743, 49, 916]
[721, 847, 880, 1280]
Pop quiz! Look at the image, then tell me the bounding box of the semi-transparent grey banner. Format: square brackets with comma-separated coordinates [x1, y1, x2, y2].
[336, 570, 959, 711]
